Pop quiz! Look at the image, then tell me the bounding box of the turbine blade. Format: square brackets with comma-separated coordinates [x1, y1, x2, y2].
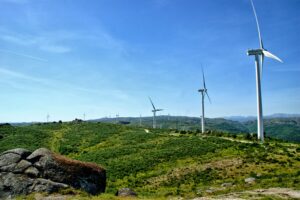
[263, 50, 283, 63]
[157, 109, 163, 111]
[202, 67, 206, 90]
[250, 0, 264, 49]
[205, 91, 212, 104]
[148, 97, 156, 110]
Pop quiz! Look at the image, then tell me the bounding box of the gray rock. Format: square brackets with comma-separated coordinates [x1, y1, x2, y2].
[27, 148, 52, 161]
[116, 188, 137, 197]
[245, 177, 256, 184]
[0, 153, 21, 168]
[1, 148, 31, 159]
[205, 189, 214, 194]
[25, 166, 39, 177]
[0, 163, 17, 172]
[14, 160, 32, 173]
[0, 172, 34, 199]
[0, 172, 68, 199]
[0, 148, 106, 198]
[31, 178, 68, 193]
[29, 148, 106, 195]
[221, 182, 233, 187]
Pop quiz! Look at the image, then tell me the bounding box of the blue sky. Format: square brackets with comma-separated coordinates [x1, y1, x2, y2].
[0, 0, 299, 122]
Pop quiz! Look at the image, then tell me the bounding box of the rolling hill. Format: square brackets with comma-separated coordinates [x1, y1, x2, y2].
[0, 122, 299, 199]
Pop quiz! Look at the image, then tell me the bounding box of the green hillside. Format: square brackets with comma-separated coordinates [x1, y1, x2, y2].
[96, 116, 249, 133]
[95, 116, 300, 142]
[1, 122, 300, 199]
[244, 118, 300, 142]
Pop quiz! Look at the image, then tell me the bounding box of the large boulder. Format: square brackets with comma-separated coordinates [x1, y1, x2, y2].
[0, 148, 106, 199]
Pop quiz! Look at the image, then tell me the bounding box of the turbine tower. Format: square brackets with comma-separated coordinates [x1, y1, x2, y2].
[115, 113, 119, 124]
[139, 114, 142, 127]
[149, 97, 163, 129]
[198, 68, 211, 134]
[46, 114, 50, 123]
[247, 0, 282, 143]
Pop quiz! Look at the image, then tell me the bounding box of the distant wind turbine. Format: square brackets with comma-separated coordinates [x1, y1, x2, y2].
[247, 0, 283, 143]
[46, 114, 50, 123]
[149, 97, 163, 129]
[116, 113, 119, 124]
[198, 68, 211, 134]
[139, 114, 142, 127]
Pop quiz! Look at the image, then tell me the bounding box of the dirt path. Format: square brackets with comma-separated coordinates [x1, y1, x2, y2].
[49, 126, 70, 153]
[193, 188, 300, 200]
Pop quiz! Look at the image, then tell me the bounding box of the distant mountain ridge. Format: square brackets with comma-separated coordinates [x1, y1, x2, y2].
[93, 114, 300, 142]
[224, 113, 300, 122]
[2, 113, 300, 142]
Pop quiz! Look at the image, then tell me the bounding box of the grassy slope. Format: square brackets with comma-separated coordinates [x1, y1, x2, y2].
[1, 122, 300, 199]
[96, 116, 250, 134]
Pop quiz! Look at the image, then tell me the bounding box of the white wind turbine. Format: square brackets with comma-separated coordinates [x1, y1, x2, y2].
[139, 114, 142, 127]
[46, 113, 50, 123]
[198, 68, 211, 134]
[247, 0, 283, 143]
[149, 97, 163, 129]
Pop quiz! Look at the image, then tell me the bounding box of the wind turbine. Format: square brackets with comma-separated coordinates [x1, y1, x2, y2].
[247, 0, 283, 143]
[149, 97, 163, 129]
[46, 113, 50, 123]
[198, 68, 211, 134]
[139, 114, 142, 127]
[115, 113, 119, 124]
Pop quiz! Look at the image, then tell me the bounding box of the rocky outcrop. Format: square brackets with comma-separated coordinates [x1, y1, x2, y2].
[245, 177, 256, 184]
[0, 148, 106, 199]
[116, 188, 137, 197]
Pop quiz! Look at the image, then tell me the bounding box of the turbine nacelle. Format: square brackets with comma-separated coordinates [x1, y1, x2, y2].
[247, 49, 263, 56]
[247, 48, 282, 63]
[152, 109, 163, 112]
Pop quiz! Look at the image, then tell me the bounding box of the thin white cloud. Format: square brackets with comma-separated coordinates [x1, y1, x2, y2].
[0, 22, 132, 56]
[0, 49, 47, 62]
[39, 45, 71, 53]
[0, 32, 71, 54]
[0, 67, 50, 84]
[0, 67, 130, 101]
[0, 35, 36, 45]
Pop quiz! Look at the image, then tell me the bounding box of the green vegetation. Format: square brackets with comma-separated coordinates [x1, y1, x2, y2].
[244, 118, 300, 142]
[1, 122, 300, 199]
[97, 116, 300, 142]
